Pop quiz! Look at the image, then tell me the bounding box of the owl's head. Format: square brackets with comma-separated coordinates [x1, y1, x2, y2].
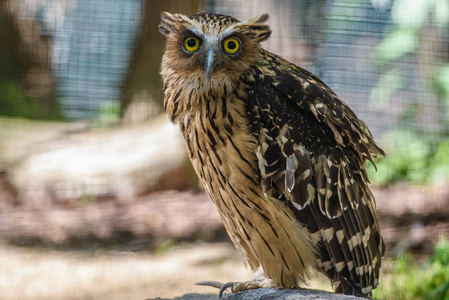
[159, 11, 271, 84]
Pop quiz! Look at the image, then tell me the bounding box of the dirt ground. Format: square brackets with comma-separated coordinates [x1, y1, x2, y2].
[0, 242, 331, 300]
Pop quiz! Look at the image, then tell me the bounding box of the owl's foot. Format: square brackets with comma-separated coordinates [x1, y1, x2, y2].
[196, 267, 274, 298]
[196, 280, 266, 297]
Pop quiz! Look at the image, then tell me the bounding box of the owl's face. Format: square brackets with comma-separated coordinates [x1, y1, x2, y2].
[159, 12, 271, 85]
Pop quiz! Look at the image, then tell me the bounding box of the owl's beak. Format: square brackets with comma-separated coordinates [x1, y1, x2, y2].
[205, 47, 216, 84]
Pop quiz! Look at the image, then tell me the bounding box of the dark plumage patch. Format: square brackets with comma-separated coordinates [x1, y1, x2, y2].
[246, 50, 385, 297]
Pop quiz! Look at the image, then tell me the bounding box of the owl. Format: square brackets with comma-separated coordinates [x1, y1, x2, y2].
[159, 11, 385, 298]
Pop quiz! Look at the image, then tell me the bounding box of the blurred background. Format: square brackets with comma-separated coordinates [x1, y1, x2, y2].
[1, 0, 448, 299]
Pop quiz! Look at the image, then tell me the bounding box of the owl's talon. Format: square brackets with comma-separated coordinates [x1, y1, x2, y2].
[197, 268, 274, 297]
[195, 281, 238, 298]
[218, 282, 238, 298]
[195, 281, 224, 289]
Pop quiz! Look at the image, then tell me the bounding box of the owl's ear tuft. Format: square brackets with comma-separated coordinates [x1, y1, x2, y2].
[159, 12, 177, 36]
[248, 13, 269, 24]
[234, 13, 271, 43]
[159, 12, 192, 36]
[236, 24, 271, 43]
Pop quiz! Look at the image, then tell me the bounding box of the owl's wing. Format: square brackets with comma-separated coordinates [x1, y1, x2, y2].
[248, 58, 385, 295]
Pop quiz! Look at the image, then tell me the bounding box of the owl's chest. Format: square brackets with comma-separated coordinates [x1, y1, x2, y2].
[179, 100, 261, 203]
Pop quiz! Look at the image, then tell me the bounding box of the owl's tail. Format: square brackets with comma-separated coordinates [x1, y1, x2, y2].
[335, 277, 371, 299]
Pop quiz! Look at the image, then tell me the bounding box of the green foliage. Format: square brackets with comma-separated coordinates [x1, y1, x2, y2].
[428, 140, 449, 183]
[0, 80, 29, 116]
[154, 239, 180, 254]
[368, 0, 449, 184]
[369, 69, 406, 108]
[433, 64, 449, 122]
[373, 0, 449, 65]
[367, 128, 449, 185]
[373, 238, 449, 300]
[366, 128, 449, 184]
[91, 100, 121, 127]
[0, 79, 61, 120]
[372, 0, 440, 66]
[374, 28, 417, 66]
[0, 80, 37, 118]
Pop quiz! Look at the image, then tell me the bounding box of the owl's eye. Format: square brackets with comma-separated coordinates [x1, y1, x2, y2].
[223, 38, 240, 55]
[183, 36, 200, 52]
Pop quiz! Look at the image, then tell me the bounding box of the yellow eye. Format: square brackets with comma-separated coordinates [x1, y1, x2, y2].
[223, 38, 240, 55]
[183, 36, 200, 52]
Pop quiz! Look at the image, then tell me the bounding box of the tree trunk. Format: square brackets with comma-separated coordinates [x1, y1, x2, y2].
[122, 0, 203, 124]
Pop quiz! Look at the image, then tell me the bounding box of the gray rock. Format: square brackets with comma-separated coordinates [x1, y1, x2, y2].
[148, 288, 364, 300]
